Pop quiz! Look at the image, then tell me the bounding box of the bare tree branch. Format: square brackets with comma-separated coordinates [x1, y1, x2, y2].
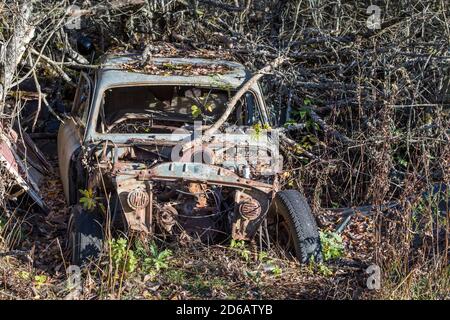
[183, 56, 287, 151]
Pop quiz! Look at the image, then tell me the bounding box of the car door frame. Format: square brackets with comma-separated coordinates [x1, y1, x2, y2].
[58, 71, 93, 204]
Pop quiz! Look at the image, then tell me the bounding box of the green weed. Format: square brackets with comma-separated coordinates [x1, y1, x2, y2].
[230, 239, 251, 261]
[142, 242, 173, 274]
[320, 231, 344, 261]
[79, 189, 104, 212]
[110, 238, 137, 274]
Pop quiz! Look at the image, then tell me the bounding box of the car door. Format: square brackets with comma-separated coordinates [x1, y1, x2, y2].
[58, 72, 92, 203]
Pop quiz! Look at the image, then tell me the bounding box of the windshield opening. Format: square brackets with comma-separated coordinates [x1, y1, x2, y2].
[96, 85, 259, 134]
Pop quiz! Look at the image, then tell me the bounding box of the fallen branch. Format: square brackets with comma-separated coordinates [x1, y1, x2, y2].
[29, 48, 76, 87]
[183, 56, 287, 151]
[332, 202, 400, 233]
[278, 123, 307, 133]
[279, 132, 321, 161]
[42, 95, 64, 123]
[0, 249, 30, 258]
[209, 56, 287, 135]
[309, 109, 353, 145]
[198, 0, 245, 12]
[29, 55, 42, 133]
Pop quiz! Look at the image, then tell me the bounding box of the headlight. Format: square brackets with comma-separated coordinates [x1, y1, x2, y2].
[127, 188, 149, 210]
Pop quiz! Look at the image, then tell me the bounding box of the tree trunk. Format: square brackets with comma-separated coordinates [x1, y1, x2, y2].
[0, 2, 35, 115]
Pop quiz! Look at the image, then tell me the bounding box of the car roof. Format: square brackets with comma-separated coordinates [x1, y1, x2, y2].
[96, 53, 250, 89]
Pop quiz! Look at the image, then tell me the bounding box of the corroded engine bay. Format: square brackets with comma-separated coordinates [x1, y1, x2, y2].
[91, 142, 278, 244]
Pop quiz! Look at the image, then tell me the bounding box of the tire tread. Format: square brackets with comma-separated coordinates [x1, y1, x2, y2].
[273, 190, 322, 263]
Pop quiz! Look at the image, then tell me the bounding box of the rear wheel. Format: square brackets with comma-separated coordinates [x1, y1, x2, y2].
[68, 205, 104, 266]
[268, 190, 322, 263]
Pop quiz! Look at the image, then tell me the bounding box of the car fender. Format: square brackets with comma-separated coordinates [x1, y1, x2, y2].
[58, 117, 83, 203]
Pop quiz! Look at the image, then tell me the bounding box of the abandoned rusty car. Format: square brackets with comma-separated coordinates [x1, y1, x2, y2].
[57, 53, 322, 265]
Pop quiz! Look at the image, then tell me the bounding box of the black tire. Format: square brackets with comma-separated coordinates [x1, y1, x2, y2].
[268, 190, 322, 263]
[68, 205, 104, 266]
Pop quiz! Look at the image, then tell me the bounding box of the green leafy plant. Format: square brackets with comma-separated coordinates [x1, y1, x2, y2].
[258, 251, 268, 262]
[307, 256, 334, 277]
[79, 189, 104, 212]
[18, 271, 31, 280]
[165, 269, 186, 285]
[251, 122, 271, 141]
[230, 239, 251, 261]
[34, 275, 48, 288]
[296, 108, 309, 120]
[320, 231, 344, 261]
[191, 104, 202, 118]
[317, 263, 333, 277]
[272, 265, 283, 276]
[142, 242, 173, 274]
[245, 270, 262, 285]
[283, 119, 299, 127]
[257, 250, 283, 276]
[293, 97, 314, 120]
[252, 122, 271, 135]
[292, 102, 320, 132]
[393, 151, 409, 168]
[110, 238, 137, 274]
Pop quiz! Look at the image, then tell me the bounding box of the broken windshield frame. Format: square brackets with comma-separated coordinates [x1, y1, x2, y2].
[84, 77, 270, 144]
[93, 84, 264, 135]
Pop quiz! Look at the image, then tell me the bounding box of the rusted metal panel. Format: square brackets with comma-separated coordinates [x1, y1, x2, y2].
[0, 125, 48, 211]
[136, 162, 274, 193]
[99, 56, 249, 89]
[115, 175, 151, 233]
[0, 137, 18, 172]
[15, 127, 53, 174]
[232, 189, 271, 241]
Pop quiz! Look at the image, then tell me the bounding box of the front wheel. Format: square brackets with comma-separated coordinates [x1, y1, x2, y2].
[68, 205, 104, 266]
[267, 190, 322, 263]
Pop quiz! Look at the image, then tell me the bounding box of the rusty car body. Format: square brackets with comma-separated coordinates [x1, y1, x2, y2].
[0, 122, 51, 211]
[58, 53, 322, 265]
